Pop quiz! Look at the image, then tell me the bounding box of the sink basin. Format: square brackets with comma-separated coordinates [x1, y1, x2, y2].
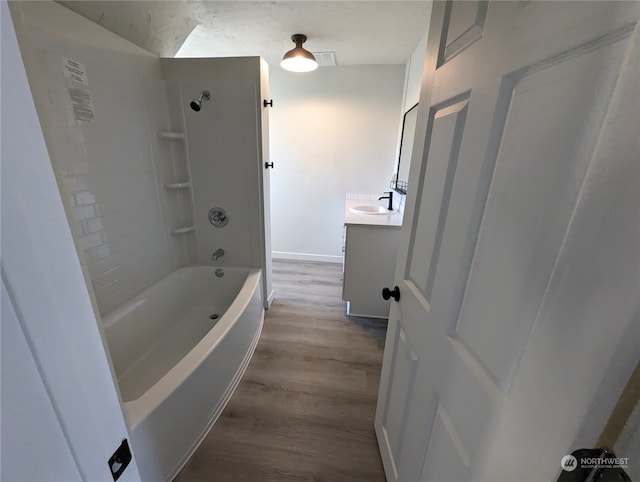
[349, 204, 391, 215]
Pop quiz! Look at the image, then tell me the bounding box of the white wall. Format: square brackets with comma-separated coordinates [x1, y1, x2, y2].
[391, 18, 430, 186]
[402, 31, 429, 113]
[10, 1, 176, 316]
[269, 65, 405, 262]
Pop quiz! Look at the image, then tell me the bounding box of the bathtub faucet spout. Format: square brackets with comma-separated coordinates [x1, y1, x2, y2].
[211, 248, 225, 261]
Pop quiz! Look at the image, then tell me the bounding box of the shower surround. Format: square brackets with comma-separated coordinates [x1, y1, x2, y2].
[10, 2, 272, 480]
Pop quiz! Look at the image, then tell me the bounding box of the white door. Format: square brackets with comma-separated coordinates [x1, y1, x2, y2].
[2, 4, 140, 480]
[375, 2, 640, 481]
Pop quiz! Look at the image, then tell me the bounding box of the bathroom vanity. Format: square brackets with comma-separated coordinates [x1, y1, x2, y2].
[342, 196, 403, 319]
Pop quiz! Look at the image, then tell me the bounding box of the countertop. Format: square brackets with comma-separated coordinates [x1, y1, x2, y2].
[344, 198, 403, 227]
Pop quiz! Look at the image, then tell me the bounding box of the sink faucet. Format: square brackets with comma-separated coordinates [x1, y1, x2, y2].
[211, 248, 225, 261]
[378, 191, 394, 211]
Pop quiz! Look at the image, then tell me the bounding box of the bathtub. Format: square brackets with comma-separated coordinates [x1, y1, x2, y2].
[102, 266, 264, 482]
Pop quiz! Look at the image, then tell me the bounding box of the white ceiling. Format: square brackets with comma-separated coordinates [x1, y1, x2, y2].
[57, 1, 431, 67]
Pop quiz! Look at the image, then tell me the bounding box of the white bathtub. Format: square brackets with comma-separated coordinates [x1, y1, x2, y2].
[102, 266, 264, 482]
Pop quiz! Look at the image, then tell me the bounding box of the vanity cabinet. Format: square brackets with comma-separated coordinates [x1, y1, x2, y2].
[342, 224, 402, 319]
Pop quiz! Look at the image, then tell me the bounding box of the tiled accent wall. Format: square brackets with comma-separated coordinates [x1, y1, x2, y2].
[12, 2, 176, 316]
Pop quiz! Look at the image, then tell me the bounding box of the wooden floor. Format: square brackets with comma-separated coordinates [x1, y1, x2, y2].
[175, 260, 388, 481]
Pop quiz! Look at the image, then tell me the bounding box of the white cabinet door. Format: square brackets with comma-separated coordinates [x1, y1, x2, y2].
[343, 225, 402, 318]
[375, 2, 640, 481]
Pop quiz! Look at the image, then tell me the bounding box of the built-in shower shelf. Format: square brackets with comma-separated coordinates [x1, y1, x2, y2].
[170, 225, 195, 235]
[164, 181, 191, 190]
[157, 131, 185, 141]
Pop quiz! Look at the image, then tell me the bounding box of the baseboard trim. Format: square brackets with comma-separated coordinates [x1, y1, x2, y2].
[265, 289, 275, 309]
[346, 301, 390, 320]
[272, 251, 342, 264]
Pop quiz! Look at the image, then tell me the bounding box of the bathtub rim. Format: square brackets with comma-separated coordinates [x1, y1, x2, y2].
[122, 267, 262, 429]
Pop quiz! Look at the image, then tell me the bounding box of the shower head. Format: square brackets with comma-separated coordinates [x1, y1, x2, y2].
[190, 90, 210, 112]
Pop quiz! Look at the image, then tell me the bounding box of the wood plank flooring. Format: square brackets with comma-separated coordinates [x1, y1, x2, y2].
[175, 260, 387, 481]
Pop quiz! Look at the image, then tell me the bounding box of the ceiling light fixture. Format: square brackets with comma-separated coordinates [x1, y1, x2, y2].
[281, 34, 318, 72]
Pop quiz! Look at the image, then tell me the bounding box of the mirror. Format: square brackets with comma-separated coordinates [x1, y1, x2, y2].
[393, 103, 418, 195]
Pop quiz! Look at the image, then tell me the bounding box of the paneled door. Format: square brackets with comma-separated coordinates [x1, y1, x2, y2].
[375, 2, 639, 481]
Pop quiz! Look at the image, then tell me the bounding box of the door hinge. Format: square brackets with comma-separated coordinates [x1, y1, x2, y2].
[108, 439, 132, 481]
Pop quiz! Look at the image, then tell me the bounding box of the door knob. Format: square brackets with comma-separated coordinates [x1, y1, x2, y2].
[265, 162, 274, 169]
[382, 286, 400, 302]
